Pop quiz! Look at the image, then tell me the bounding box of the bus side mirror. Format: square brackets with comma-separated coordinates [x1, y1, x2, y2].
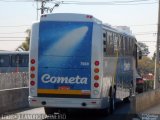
[139, 51, 142, 59]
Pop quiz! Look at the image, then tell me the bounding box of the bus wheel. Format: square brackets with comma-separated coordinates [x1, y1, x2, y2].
[109, 97, 115, 114]
[109, 93, 115, 114]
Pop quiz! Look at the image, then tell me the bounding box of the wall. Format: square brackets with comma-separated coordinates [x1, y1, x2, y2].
[0, 87, 29, 114]
[0, 73, 28, 90]
[131, 88, 160, 113]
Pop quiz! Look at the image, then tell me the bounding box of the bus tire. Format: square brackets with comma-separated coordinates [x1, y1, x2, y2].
[109, 96, 115, 114]
[109, 88, 116, 114]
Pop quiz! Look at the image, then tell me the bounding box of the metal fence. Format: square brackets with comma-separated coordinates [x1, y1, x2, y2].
[0, 72, 29, 90]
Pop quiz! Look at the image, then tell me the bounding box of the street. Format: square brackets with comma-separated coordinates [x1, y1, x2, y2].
[0, 100, 137, 120]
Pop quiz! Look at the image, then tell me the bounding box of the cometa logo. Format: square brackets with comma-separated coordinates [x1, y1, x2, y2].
[41, 74, 88, 84]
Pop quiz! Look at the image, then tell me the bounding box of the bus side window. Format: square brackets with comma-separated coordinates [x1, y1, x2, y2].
[123, 36, 126, 56]
[103, 32, 107, 57]
[0, 55, 10, 67]
[114, 33, 118, 55]
[11, 55, 21, 67]
[117, 34, 121, 54]
[125, 37, 129, 55]
[11, 55, 29, 67]
[22, 55, 29, 67]
[128, 38, 132, 55]
[106, 31, 114, 56]
[130, 38, 134, 55]
[119, 35, 123, 56]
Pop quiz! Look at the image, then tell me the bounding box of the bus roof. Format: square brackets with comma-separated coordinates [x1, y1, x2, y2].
[102, 24, 136, 39]
[0, 51, 29, 55]
[40, 13, 102, 24]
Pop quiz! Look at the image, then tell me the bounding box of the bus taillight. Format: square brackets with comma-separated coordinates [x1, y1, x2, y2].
[31, 74, 35, 78]
[94, 75, 99, 80]
[95, 61, 99, 66]
[94, 83, 99, 88]
[86, 15, 93, 19]
[31, 59, 35, 64]
[31, 66, 35, 71]
[30, 81, 35, 86]
[94, 68, 99, 73]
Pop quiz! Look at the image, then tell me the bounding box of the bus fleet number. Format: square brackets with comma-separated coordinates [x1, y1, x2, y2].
[80, 62, 89, 66]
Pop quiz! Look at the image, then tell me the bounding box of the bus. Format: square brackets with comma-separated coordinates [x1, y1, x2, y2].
[29, 13, 141, 114]
[0, 51, 29, 73]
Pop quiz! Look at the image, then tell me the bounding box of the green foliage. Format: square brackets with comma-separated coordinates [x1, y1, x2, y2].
[143, 80, 154, 91]
[137, 42, 150, 56]
[16, 29, 30, 51]
[138, 56, 155, 75]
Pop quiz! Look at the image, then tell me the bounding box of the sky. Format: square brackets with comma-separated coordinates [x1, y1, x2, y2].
[0, 0, 158, 57]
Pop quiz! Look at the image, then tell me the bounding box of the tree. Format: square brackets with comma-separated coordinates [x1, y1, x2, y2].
[138, 56, 155, 75]
[137, 42, 150, 56]
[16, 29, 30, 51]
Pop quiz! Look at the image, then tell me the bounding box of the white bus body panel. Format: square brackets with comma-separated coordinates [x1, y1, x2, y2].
[29, 13, 110, 109]
[29, 22, 39, 97]
[29, 97, 108, 109]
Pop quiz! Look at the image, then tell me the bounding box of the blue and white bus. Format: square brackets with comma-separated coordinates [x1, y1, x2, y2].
[29, 13, 140, 114]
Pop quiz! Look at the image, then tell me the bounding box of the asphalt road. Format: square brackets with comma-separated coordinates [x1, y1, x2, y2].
[0, 100, 138, 120]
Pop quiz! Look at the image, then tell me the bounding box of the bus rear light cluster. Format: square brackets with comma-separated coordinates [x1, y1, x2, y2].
[94, 68, 99, 73]
[30, 81, 35, 86]
[93, 60, 100, 89]
[31, 74, 35, 78]
[95, 61, 99, 66]
[94, 83, 99, 88]
[31, 66, 35, 71]
[94, 75, 99, 80]
[31, 59, 35, 64]
[30, 58, 36, 86]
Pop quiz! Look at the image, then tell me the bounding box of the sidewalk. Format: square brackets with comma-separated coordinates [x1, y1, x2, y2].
[141, 104, 160, 114]
[132, 104, 160, 120]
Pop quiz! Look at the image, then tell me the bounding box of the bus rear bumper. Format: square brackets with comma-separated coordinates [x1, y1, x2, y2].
[29, 96, 109, 109]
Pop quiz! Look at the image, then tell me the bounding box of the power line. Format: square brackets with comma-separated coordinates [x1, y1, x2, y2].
[0, 37, 25, 38]
[33, 0, 158, 15]
[138, 41, 156, 42]
[0, 0, 155, 3]
[0, 40, 25, 41]
[63, 0, 157, 3]
[62, 0, 158, 5]
[135, 32, 157, 35]
[0, 32, 25, 34]
[0, 25, 30, 27]
[0, 23, 156, 28]
[0, 0, 34, 2]
[128, 24, 157, 27]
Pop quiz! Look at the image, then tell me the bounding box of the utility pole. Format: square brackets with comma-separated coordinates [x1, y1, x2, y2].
[41, 0, 46, 14]
[35, 0, 60, 15]
[154, 0, 160, 89]
[36, 1, 38, 20]
[35, 0, 47, 14]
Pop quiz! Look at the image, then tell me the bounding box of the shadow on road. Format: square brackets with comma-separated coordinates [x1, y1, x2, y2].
[43, 100, 132, 120]
[43, 109, 108, 120]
